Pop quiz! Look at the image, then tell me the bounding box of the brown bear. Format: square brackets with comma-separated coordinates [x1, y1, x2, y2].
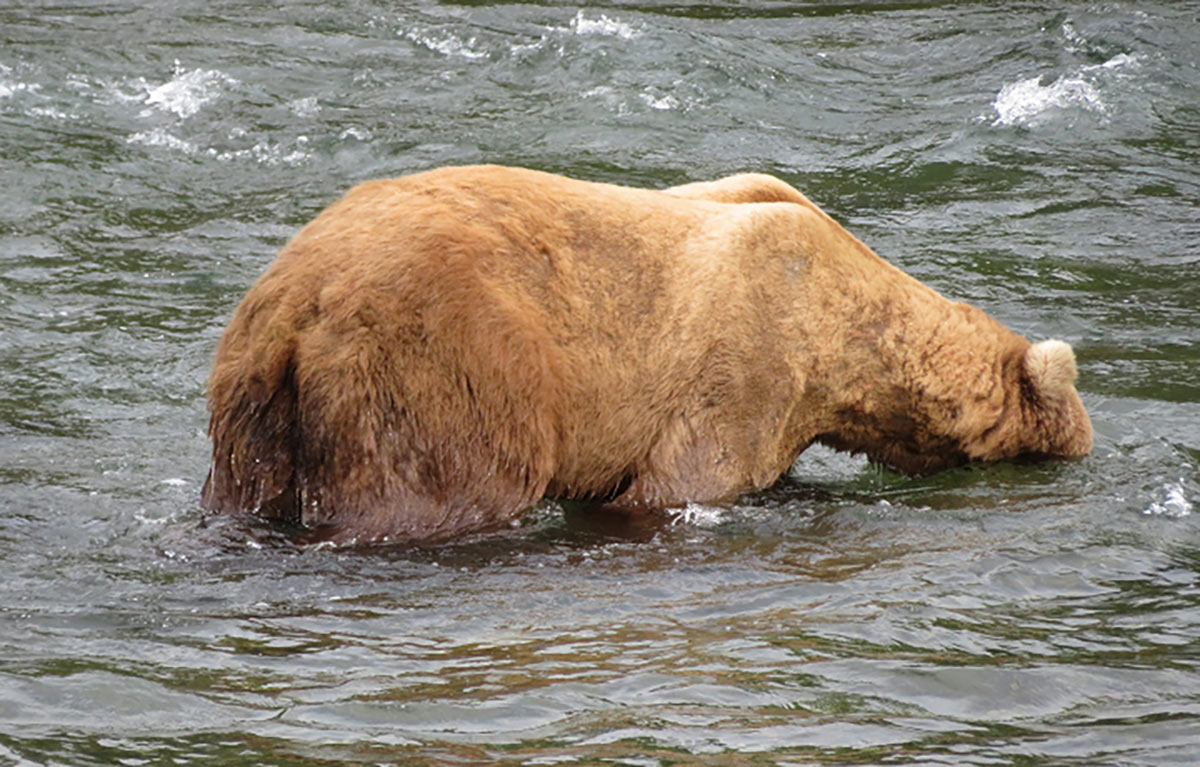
[202, 165, 1092, 545]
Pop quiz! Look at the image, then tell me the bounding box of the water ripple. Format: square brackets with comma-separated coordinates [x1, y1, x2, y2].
[1, 2, 1198, 765]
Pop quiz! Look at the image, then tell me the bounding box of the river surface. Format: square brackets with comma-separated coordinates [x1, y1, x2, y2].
[2, 2, 1199, 765]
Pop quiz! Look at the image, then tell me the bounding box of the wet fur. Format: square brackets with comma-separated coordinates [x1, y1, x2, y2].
[203, 165, 1092, 544]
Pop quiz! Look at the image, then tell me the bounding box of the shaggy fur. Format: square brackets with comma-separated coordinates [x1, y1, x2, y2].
[203, 165, 1092, 544]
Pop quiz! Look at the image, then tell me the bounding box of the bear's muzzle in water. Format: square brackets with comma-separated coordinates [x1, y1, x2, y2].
[202, 165, 1092, 545]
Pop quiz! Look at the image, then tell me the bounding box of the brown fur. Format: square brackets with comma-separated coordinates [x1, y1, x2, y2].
[203, 165, 1093, 544]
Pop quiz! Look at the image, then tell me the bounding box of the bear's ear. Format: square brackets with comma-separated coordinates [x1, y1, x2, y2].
[1020, 338, 1093, 458]
[1024, 339, 1078, 400]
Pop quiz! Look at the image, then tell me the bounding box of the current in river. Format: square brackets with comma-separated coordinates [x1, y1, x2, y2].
[1, 3, 1199, 766]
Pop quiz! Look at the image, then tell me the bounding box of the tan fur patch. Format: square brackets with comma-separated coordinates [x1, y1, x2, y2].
[203, 165, 1093, 544]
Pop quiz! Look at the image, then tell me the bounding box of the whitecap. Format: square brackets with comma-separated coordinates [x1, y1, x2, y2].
[28, 105, 81, 121]
[509, 39, 548, 57]
[582, 84, 695, 116]
[989, 53, 1138, 128]
[639, 89, 681, 111]
[128, 127, 310, 166]
[404, 27, 488, 60]
[580, 85, 615, 99]
[208, 136, 311, 166]
[569, 10, 642, 40]
[287, 96, 319, 117]
[991, 74, 1104, 128]
[0, 62, 44, 104]
[143, 62, 237, 118]
[127, 127, 199, 154]
[1081, 52, 1141, 73]
[339, 126, 370, 141]
[1144, 480, 1193, 518]
[0, 77, 39, 100]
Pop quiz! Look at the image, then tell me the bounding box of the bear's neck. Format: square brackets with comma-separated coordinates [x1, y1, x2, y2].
[803, 249, 1030, 474]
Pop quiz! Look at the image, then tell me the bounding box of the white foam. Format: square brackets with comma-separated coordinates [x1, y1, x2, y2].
[404, 28, 488, 60]
[569, 11, 642, 40]
[669, 502, 726, 528]
[143, 62, 237, 118]
[990, 53, 1138, 128]
[127, 127, 200, 154]
[1082, 52, 1140, 73]
[639, 89, 681, 111]
[510, 39, 548, 57]
[212, 137, 310, 166]
[29, 105, 80, 121]
[287, 96, 319, 117]
[1144, 480, 1193, 518]
[582, 83, 695, 116]
[0, 62, 43, 103]
[126, 127, 311, 166]
[991, 74, 1104, 127]
[0, 78, 39, 100]
[581, 85, 615, 99]
[339, 126, 370, 141]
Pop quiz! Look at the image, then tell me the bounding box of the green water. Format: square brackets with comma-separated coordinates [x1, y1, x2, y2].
[2, 2, 1198, 765]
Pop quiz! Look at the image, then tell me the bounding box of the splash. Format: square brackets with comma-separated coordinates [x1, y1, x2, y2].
[669, 502, 726, 528]
[992, 74, 1104, 127]
[570, 11, 642, 40]
[1144, 480, 1193, 518]
[639, 89, 681, 111]
[990, 53, 1138, 128]
[143, 62, 237, 118]
[404, 28, 488, 60]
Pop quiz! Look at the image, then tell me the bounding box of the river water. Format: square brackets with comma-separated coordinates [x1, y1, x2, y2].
[2, 2, 1199, 765]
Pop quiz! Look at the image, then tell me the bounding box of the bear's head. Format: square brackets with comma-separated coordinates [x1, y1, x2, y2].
[1002, 338, 1093, 458]
[948, 338, 1093, 473]
[819, 338, 1093, 476]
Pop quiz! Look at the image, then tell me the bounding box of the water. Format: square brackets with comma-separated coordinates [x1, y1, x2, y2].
[2, 2, 1199, 764]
